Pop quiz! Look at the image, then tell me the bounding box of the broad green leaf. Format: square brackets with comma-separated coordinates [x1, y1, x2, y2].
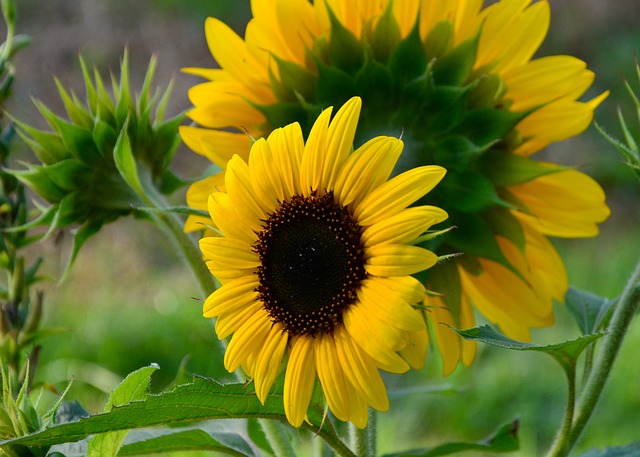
[118, 427, 254, 457]
[565, 287, 616, 335]
[575, 442, 640, 457]
[383, 420, 519, 457]
[455, 325, 605, 376]
[0, 377, 328, 449]
[86, 365, 159, 457]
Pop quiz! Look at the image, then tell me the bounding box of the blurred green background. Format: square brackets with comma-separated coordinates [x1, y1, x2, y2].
[4, 0, 640, 455]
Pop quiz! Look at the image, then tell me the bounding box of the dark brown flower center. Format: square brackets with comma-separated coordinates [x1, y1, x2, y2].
[255, 191, 366, 336]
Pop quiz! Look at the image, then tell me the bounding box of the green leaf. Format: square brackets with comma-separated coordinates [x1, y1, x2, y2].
[455, 325, 605, 376]
[118, 428, 254, 457]
[389, 20, 427, 87]
[0, 377, 329, 449]
[565, 287, 616, 335]
[453, 108, 526, 150]
[574, 442, 640, 457]
[383, 420, 519, 457]
[86, 365, 159, 457]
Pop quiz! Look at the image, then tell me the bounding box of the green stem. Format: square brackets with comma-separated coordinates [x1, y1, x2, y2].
[350, 409, 377, 457]
[260, 419, 297, 457]
[545, 366, 576, 457]
[567, 259, 640, 451]
[138, 174, 216, 298]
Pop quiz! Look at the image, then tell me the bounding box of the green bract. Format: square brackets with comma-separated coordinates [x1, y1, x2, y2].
[7, 51, 184, 266]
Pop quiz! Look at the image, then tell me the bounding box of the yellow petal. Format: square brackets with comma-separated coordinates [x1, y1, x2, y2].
[322, 97, 361, 189]
[203, 275, 259, 317]
[249, 138, 285, 208]
[215, 301, 263, 340]
[187, 86, 266, 129]
[399, 325, 429, 370]
[225, 156, 269, 233]
[200, 237, 259, 269]
[315, 332, 351, 422]
[359, 279, 426, 332]
[354, 166, 446, 226]
[225, 312, 272, 372]
[266, 123, 305, 199]
[208, 192, 257, 246]
[361, 206, 448, 247]
[343, 304, 410, 373]
[254, 323, 288, 404]
[372, 275, 426, 306]
[184, 174, 224, 232]
[427, 299, 462, 376]
[365, 244, 438, 277]
[300, 106, 333, 194]
[460, 295, 478, 367]
[333, 136, 404, 208]
[509, 168, 610, 238]
[284, 336, 316, 427]
[334, 325, 389, 412]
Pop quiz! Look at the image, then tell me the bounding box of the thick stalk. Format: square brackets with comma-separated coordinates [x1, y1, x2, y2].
[567, 259, 640, 451]
[545, 367, 576, 457]
[349, 409, 377, 457]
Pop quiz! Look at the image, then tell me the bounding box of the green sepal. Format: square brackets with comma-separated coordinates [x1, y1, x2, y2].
[92, 120, 118, 162]
[424, 20, 454, 60]
[429, 135, 484, 172]
[114, 50, 133, 130]
[389, 19, 427, 88]
[53, 77, 93, 129]
[446, 211, 513, 273]
[326, 5, 364, 74]
[480, 150, 565, 187]
[455, 325, 605, 378]
[354, 50, 393, 113]
[61, 219, 103, 279]
[483, 207, 526, 253]
[435, 171, 508, 213]
[453, 107, 526, 150]
[41, 159, 91, 192]
[136, 54, 157, 113]
[37, 104, 103, 166]
[314, 62, 358, 112]
[9, 115, 70, 164]
[254, 101, 311, 136]
[417, 84, 470, 135]
[370, 2, 402, 62]
[270, 56, 316, 102]
[113, 120, 147, 205]
[157, 170, 189, 195]
[467, 73, 505, 109]
[431, 32, 479, 86]
[425, 258, 462, 324]
[149, 112, 186, 172]
[10, 166, 67, 202]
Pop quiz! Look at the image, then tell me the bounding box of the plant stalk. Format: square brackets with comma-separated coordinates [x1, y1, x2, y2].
[350, 408, 377, 457]
[545, 366, 576, 457]
[566, 259, 640, 453]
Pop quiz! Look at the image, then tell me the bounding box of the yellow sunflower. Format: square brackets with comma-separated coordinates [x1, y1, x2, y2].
[183, 0, 610, 373]
[199, 97, 447, 427]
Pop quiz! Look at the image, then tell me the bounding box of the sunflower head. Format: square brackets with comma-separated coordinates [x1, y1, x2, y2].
[185, 0, 610, 373]
[199, 97, 448, 427]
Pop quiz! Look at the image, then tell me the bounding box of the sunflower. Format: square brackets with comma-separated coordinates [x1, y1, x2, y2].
[199, 97, 447, 427]
[183, 0, 610, 373]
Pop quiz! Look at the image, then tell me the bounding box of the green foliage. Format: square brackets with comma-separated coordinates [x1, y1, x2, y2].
[383, 421, 519, 457]
[456, 325, 604, 377]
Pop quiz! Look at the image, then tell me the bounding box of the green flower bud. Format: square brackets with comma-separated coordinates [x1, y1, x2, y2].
[7, 50, 185, 267]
